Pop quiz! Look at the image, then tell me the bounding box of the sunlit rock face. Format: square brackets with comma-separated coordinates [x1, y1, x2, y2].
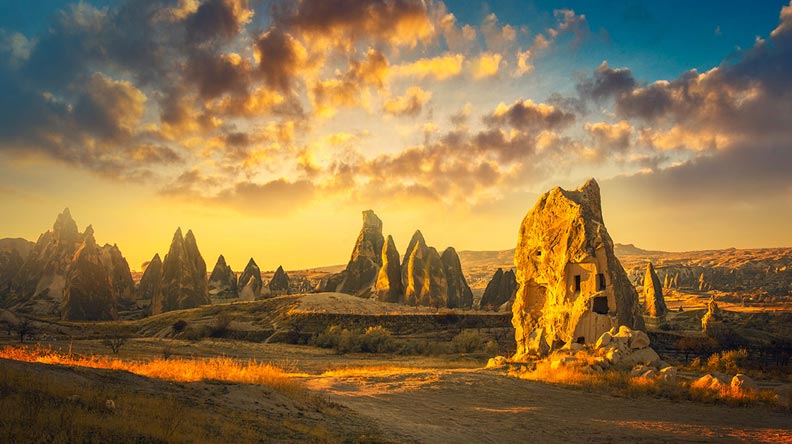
[268, 265, 290, 295]
[208, 255, 237, 299]
[137, 254, 162, 301]
[512, 179, 644, 358]
[479, 268, 518, 311]
[62, 226, 117, 321]
[402, 231, 447, 307]
[238, 258, 263, 301]
[374, 235, 403, 303]
[150, 228, 210, 315]
[331, 210, 385, 297]
[643, 262, 667, 317]
[441, 247, 473, 309]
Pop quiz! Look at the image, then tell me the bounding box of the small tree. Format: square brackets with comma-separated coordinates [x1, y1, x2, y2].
[16, 319, 33, 343]
[102, 326, 129, 355]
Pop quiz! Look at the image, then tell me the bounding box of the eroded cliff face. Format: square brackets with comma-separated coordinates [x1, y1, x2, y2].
[512, 179, 644, 359]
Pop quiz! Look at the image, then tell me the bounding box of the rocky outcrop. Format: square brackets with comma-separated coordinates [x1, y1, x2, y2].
[268, 265, 290, 295]
[137, 254, 162, 300]
[402, 231, 448, 307]
[643, 262, 667, 317]
[701, 296, 724, 335]
[0, 241, 29, 296]
[373, 235, 403, 303]
[61, 226, 117, 321]
[150, 228, 210, 315]
[479, 268, 518, 311]
[238, 258, 262, 301]
[208, 255, 237, 299]
[512, 179, 644, 359]
[441, 247, 473, 309]
[100, 243, 136, 310]
[327, 210, 385, 297]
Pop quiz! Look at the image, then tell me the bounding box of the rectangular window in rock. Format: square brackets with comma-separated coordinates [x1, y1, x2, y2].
[592, 296, 609, 314]
[574, 275, 581, 292]
[597, 273, 606, 291]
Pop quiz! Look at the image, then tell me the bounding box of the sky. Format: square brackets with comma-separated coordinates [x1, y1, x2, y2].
[0, 0, 791, 272]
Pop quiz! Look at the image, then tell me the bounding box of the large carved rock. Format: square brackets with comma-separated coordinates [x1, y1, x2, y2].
[333, 210, 385, 297]
[512, 179, 644, 359]
[208, 255, 237, 299]
[268, 265, 290, 295]
[137, 254, 162, 300]
[441, 247, 473, 309]
[480, 268, 518, 311]
[100, 243, 136, 310]
[373, 235, 403, 303]
[150, 228, 210, 315]
[643, 262, 667, 317]
[62, 226, 117, 321]
[238, 258, 263, 301]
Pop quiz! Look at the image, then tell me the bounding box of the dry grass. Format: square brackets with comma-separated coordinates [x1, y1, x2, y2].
[517, 359, 781, 408]
[0, 344, 304, 396]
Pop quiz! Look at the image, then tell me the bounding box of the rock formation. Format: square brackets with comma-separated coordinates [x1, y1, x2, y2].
[373, 235, 403, 303]
[0, 240, 30, 296]
[100, 243, 136, 310]
[137, 254, 162, 300]
[61, 226, 117, 321]
[701, 296, 724, 335]
[238, 258, 262, 301]
[150, 228, 210, 315]
[441, 247, 473, 309]
[402, 231, 449, 307]
[268, 265, 290, 295]
[208, 255, 237, 298]
[326, 210, 385, 297]
[512, 179, 644, 358]
[643, 262, 667, 317]
[479, 268, 518, 311]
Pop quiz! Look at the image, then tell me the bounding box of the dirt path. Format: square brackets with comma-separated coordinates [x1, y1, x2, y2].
[306, 368, 792, 444]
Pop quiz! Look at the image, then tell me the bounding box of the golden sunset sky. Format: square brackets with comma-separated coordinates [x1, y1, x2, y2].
[1, 0, 791, 271]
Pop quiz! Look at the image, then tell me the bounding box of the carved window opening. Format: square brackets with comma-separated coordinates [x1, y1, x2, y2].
[592, 296, 609, 314]
[575, 336, 585, 344]
[597, 273, 606, 291]
[574, 275, 581, 292]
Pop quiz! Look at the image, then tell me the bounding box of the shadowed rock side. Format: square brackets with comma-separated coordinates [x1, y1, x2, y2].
[441, 247, 473, 309]
[137, 254, 162, 301]
[208, 255, 237, 299]
[643, 262, 667, 317]
[268, 265, 290, 295]
[330, 210, 385, 297]
[100, 244, 136, 310]
[238, 258, 263, 301]
[0, 248, 25, 296]
[62, 226, 117, 321]
[512, 179, 644, 358]
[373, 235, 403, 303]
[150, 228, 210, 315]
[480, 268, 518, 311]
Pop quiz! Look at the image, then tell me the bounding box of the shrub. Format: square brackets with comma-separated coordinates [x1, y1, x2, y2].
[703, 349, 749, 374]
[452, 330, 485, 353]
[171, 320, 187, 334]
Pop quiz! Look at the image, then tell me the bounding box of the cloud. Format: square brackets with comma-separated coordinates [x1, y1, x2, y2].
[383, 86, 431, 117]
[392, 53, 464, 80]
[471, 52, 502, 79]
[185, 0, 253, 43]
[73, 73, 147, 140]
[584, 120, 633, 155]
[484, 99, 576, 131]
[255, 28, 309, 93]
[311, 49, 389, 117]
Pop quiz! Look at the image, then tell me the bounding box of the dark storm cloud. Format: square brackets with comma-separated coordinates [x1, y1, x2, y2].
[186, 0, 251, 43]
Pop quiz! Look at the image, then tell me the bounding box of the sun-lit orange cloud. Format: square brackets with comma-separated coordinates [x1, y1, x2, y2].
[471, 52, 502, 79]
[638, 126, 731, 151]
[392, 54, 464, 80]
[383, 86, 432, 117]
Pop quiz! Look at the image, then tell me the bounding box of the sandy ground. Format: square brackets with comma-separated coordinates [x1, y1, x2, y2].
[305, 367, 792, 444]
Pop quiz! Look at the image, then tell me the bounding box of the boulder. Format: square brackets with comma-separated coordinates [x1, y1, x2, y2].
[643, 262, 668, 317]
[486, 356, 509, 368]
[334, 210, 385, 297]
[659, 366, 678, 383]
[621, 347, 661, 367]
[61, 227, 117, 321]
[479, 268, 518, 311]
[208, 255, 237, 298]
[373, 235, 403, 303]
[629, 330, 651, 350]
[238, 258, 263, 301]
[150, 228, 210, 315]
[693, 373, 729, 391]
[731, 374, 757, 392]
[441, 247, 473, 309]
[512, 179, 644, 359]
[525, 327, 551, 356]
[268, 265, 290, 295]
[137, 254, 162, 300]
[595, 331, 612, 349]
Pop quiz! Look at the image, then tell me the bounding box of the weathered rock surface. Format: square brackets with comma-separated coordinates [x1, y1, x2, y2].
[701, 296, 724, 335]
[402, 231, 449, 307]
[100, 243, 136, 309]
[268, 265, 290, 295]
[643, 262, 667, 317]
[373, 235, 403, 303]
[330, 210, 385, 297]
[479, 268, 518, 311]
[512, 179, 644, 358]
[0, 241, 28, 295]
[208, 255, 237, 299]
[137, 254, 162, 301]
[150, 228, 210, 315]
[238, 258, 263, 301]
[62, 226, 117, 321]
[441, 247, 473, 309]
